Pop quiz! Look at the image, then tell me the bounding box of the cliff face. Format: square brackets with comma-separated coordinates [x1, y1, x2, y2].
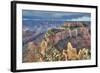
[23, 22, 91, 62]
[44, 22, 91, 51]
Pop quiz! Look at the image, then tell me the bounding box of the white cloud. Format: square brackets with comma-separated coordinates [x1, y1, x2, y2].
[67, 16, 91, 21]
[23, 16, 91, 21]
[23, 18, 41, 21]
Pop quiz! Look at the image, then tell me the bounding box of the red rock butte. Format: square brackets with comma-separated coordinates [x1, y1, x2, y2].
[64, 22, 84, 27]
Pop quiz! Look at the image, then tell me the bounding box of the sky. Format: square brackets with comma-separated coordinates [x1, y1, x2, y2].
[22, 10, 91, 22]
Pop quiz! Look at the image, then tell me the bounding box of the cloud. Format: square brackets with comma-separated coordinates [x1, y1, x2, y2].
[67, 16, 91, 21]
[23, 18, 41, 21]
[23, 10, 90, 19]
[23, 10, 91, 21]
[23, 16, 90, 21]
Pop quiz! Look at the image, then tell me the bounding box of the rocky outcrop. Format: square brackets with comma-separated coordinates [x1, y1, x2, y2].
[78, 48, 91, 60]
[23, 42, 41, 62]
[23, 22, 91, 62]
[44, 22, 90, 51]
[66, 42, 78, 60]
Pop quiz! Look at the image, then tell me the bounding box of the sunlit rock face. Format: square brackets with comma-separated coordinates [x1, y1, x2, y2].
[66, 42, 78, 60]
[40, 39, 48, 56]
[78, 48, 91, 60]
